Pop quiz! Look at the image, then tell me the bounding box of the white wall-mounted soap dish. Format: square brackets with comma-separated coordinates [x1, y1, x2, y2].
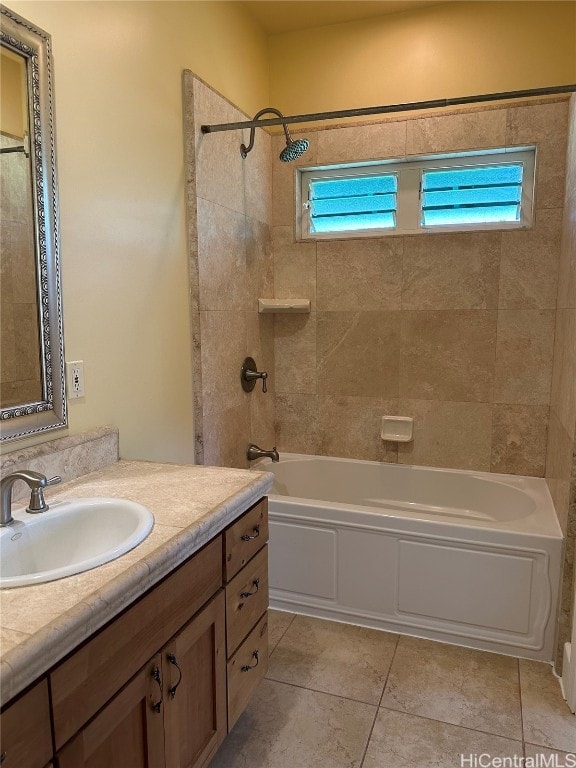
[381, 415, 414, 443]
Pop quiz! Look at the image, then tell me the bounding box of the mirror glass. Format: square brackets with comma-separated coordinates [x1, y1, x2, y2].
[0, 6, 66, 442]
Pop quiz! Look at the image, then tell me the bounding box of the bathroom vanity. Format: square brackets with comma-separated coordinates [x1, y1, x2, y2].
[0, 460, 272, 768]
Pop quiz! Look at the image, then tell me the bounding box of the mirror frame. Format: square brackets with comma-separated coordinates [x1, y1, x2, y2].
[0, 5, 66, 442]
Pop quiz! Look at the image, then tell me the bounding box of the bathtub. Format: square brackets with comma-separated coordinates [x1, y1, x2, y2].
[255, 453, 563, 661]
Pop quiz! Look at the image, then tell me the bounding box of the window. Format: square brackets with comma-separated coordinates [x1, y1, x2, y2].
[297, 147, 535, 240]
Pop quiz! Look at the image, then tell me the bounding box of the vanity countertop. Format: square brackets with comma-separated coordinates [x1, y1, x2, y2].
[0, 459, 273, 707]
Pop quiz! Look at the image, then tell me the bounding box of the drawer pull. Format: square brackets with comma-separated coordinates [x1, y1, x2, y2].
[241, 525, 260, 542]
[0, 752, 6, 764]
[167, 654, 182, 699]
[240, 579, 260, 599]
[241, 650, 260, 672]
[151, 666, 163, 713]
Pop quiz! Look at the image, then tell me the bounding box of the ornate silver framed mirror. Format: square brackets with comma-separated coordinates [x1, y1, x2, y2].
[0, 5, 66, 442]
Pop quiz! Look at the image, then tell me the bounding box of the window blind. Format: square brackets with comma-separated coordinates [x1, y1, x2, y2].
[421, 163, 524, 227]
[309, 174, 397, 233]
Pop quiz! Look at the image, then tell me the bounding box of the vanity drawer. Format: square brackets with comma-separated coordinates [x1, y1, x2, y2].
[225, 545, 268, 657]
[224, 498, 268, 581]
[0, 678, 52, 768]
[227, 612, 268, 731]
[50, 535, 223, 750]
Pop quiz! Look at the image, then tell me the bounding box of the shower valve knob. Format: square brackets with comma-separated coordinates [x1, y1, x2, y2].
[241, 357, 268, 393]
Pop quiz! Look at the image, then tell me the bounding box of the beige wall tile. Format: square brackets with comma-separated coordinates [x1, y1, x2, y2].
[0, 305, 15, 384]
[397, 399, 493, 471]
[402, 232, 501, 310]
[246, 312, 275, 387]
[272, 225, 317, 307]
[400, 310, 496, 402]
[275, 393, 320, 454]
[545, 410, 573, 534]
[506, 100, 569, 209]
[193, 80, 245, 216]
[406, 108, 507, 155]
[275, 314, 317, 395]
[244, 127, 272, 226]
[197, 198, 248, 311]
[558, 198, 576, 310]
[318, 395, 398, 462]
[491, 404, 548, 476]
[494, 310, 555, 405]
[558, 98, 576, 310]
[499, 208, 562, 309]
[317, 120, 406, 164]
[246, 312, 276, 448]
[317, 311, 400, 398]
[550, 308, 576, 440]
[200, 310, 248, 412]
[317, 238, 402, 311]
[202, 402, 250, 469]
[246, 218, 273, 304]
[250, 390, 275, 450]
[13, 303, 41, 382]
[554, 470, 576, 672]
[10, 226, 37, 305]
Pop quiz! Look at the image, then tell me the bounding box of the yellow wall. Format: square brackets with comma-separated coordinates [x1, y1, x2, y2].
[0, 50, 27, 138]
[3, 1, 269, 460]
[269, 1, 576, 117]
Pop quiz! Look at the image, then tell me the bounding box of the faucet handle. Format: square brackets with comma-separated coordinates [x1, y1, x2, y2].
[26, 476, 61, 514]
[241, 357, 269, 394]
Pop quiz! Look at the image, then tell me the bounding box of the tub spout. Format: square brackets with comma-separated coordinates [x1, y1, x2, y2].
[247, 444, 279, 463]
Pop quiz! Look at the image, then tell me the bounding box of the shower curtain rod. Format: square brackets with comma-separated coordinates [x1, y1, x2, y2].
[200, 83, 576, 134]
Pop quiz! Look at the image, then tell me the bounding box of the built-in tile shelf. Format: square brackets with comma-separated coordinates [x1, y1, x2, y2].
[258, 298, 311, 314]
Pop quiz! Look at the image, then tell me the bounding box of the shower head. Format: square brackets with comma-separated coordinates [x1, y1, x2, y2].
[240, 107, 309, 164]
[279, 136, 309, 163]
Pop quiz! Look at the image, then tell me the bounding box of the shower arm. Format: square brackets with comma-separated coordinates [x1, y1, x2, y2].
[201, 83, 576, 135]
[240, 107, 293, 157]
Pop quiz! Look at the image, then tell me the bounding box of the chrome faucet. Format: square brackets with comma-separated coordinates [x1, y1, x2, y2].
[247, 444, 279, 463]
[0, 471, 62, 527]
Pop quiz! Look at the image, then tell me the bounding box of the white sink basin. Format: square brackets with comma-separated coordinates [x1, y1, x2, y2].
[0, 497, 154, 588]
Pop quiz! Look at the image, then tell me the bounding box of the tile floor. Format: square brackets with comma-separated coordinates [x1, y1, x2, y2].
[211, 611, 576, 768]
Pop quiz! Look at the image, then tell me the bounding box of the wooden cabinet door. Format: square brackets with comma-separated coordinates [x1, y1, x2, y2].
[57, 655, 165, 768]
[0, 679, 52, 768]
[163, 591, 226, 768]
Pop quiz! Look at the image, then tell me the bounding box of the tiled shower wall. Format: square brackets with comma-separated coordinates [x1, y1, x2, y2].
[184, 72, 275, 468]
[547, 95, 576, 671]
[0, 134, 42, 407]
[272, 99, 569, 475]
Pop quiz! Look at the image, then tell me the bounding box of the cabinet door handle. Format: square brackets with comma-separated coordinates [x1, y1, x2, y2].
[0, 751, 6, 764]
[241, 650, 259, 672]
[241, 525, 260, 542]
[240, 578, 260, 599]
[151, 666, 163, 713]
[167, 654, 182, 699]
